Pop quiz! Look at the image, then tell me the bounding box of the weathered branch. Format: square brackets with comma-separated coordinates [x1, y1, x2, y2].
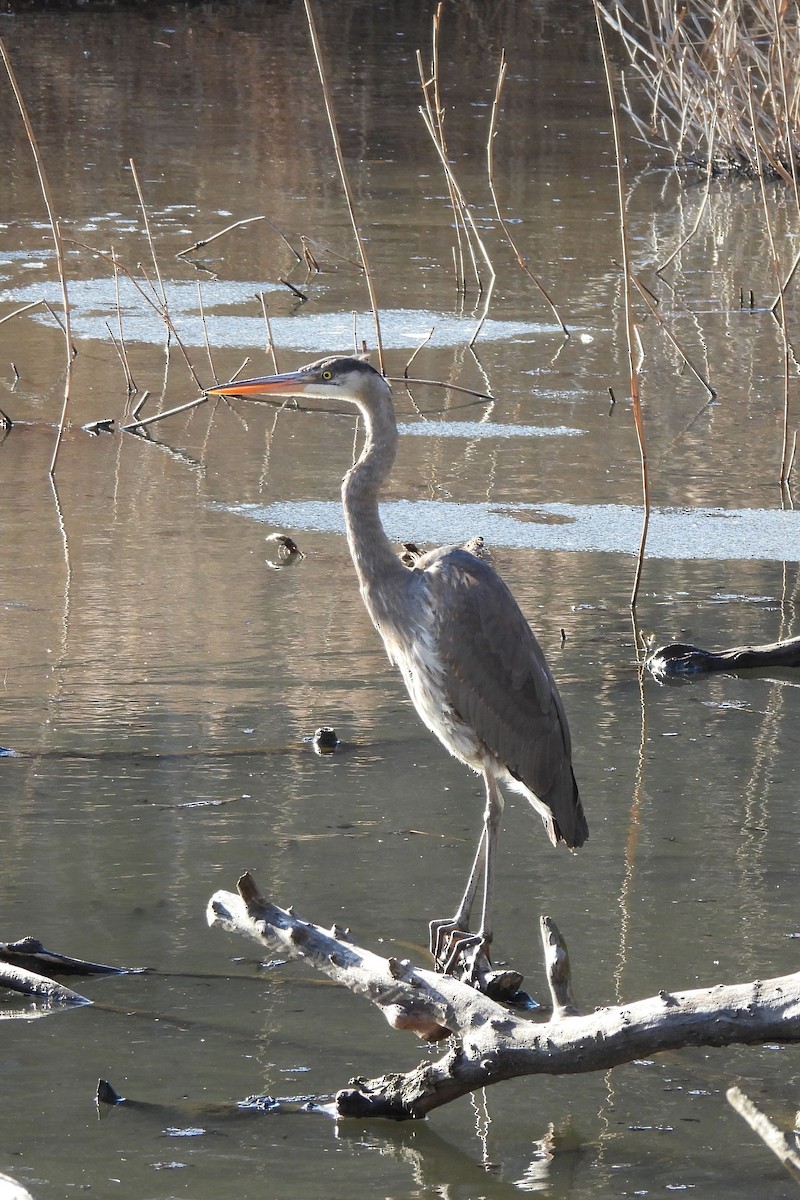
[727, 1086, 800, 1184]
[0, 962, 90, 1005]
[207, 873, 800, 1121]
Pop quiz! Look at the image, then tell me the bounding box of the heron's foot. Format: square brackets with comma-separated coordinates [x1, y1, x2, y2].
[428, 919, 524, 1002]
[429, 917, 474, 970]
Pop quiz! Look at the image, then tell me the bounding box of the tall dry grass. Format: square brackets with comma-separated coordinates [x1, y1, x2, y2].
[599, 0, 800, 182]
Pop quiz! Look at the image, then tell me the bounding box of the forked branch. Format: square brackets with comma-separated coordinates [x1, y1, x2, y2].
[207, 873, 800, 1121]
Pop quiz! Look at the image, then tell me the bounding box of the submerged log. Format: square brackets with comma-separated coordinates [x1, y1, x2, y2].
[0, 962, 90, 1005]
[646, 634, 800, 680]
[207, 873, 800, 1121]
[0, 936, 142, 977]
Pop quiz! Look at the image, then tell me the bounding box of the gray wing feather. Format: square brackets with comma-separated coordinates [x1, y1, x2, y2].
[413, 548, 587, 848]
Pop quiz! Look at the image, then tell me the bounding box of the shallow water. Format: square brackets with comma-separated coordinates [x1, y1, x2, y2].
[0, 2, 799, 1198]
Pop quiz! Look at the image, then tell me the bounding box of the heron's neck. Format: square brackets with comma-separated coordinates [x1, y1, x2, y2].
[342, 396, 407, 603]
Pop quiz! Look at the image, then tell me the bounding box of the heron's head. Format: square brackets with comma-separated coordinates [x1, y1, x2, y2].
[204, 354, 390, 407]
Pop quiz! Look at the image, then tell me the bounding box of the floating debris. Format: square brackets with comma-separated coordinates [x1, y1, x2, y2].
[265, 532, 305, 570]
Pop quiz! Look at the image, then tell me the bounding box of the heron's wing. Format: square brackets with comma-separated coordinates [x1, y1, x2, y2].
[417, 548, 587, 848]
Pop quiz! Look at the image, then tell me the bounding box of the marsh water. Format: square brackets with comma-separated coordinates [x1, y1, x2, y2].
[1, 2, 799, 1196]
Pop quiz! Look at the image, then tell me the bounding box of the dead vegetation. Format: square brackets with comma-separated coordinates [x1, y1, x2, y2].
[599, 0, 800, 182]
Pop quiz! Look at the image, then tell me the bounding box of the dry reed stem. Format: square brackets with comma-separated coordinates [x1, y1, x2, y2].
[770, 0, 800, 213]
[749, 81, 793, 484]
[787, 430, 797, 481]
[196, 281, 216, 384]
[486, 51, 569, 338]
[416, 14, 470, 293]
[429, 2, 466, 288]
[129, 158, 167, 311]
[595, 2, 650, 609]
[279, 277, 308, 301]
[111, 246, 136, 393]
[771, 244, 800, 311]
[41, 299, 76, 353]
[0, 38, 74, 475]
[599, 0, 800, 177]
[176, 215, 301, 262]
[299, 237, 362, 271]
[104, 320, 130, 385]
[257, 293, 279, 373]
[416, 9, 491, 304]
[412, 8, 498, 345]
[303, 0, 384, 372]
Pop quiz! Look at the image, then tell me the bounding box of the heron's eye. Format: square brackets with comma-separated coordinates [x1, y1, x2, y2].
[322, 370, 333, 380]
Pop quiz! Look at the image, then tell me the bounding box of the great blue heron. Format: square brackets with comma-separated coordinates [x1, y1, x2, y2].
[206, 356, 587, 994]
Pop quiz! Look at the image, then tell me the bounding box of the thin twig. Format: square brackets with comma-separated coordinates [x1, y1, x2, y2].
[0, 299, 44, 326]
[0, 38, 75, 476]
[387, 375, 497, 403]
[176, 215, 301, 261]
[129, 158, 167, 310]
[121, 395, 208, 433]
[403, 327, 435, 378]
[303, 0, 384, 372]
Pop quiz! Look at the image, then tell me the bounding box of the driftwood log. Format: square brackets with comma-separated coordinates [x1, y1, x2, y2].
[646, 634, 800, 680]
[207, 873, 800, 1121]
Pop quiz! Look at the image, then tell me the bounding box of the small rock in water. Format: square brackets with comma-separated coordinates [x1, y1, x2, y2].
[312, 727, 339, 755]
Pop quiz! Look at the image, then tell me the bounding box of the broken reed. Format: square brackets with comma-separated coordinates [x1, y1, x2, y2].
[598, 0, 800, 182]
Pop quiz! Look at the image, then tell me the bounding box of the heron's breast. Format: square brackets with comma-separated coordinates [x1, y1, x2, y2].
[388, 627, 484, 768]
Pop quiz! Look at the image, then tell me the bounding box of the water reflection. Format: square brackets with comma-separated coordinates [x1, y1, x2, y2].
[1, 0, 799, 1197]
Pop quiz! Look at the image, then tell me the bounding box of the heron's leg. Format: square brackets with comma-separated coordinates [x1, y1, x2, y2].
[428, 826, 486, 964]
[452, 825, 487, 929]
[476, 770, 505, 950]
[429, 771, 505, 972]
